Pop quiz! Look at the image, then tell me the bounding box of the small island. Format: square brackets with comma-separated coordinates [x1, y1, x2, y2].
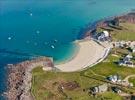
[5, 12, 135, 100]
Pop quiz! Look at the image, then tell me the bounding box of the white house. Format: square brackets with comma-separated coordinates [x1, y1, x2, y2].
[91, 84, 108, 93]
[119, 54, 134, 68]
[103, 31, 109, 37]
[132, 48, 135, 53]
[130, 46, 135, 53]
[112, 87, 122, 94]
[97, 31, 110, 41]
[128, 41, 135, 53]
[107, 75, 121, 83]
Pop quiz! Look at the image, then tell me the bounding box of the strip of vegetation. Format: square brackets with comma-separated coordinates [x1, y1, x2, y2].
[31, 53, 135, 100]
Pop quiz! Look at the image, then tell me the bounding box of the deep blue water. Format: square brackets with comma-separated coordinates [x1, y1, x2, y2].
[0, 0, 135, 99]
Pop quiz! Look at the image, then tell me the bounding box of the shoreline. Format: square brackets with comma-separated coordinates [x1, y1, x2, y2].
[55, 11, 135, 72]
[54, 42, 80, 65]
[55, 40, 85, 65]
[4, 11, 135, 100]
[55, 39, 111, 72]
[4, 57, 54, 100]
[82, 11, 135, 39]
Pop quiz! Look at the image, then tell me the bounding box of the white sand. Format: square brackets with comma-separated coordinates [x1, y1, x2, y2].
[55, 40, 110, 72]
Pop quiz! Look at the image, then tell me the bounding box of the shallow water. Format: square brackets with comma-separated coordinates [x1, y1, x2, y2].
[0, 0, 135, 99]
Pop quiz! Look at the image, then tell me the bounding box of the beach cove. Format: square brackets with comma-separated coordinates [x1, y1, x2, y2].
[5, 12, 135, 100]
[55, 40, 111, 72]
[1, 0, 135, 99]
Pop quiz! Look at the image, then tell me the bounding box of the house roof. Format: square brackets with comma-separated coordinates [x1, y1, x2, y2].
[126, 54, 133, 59]
[103, 31, 109, 37]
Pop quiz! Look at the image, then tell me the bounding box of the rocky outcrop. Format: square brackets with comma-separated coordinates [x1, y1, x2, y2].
[4, 12, 135, 100]
[118, 12, 135, 23]
[5, 57, 54, 100]
[83, 12, 135, 39]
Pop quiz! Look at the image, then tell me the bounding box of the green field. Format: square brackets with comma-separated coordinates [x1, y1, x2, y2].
[31, 67, 104, 100]
[31, 22, 135, 100]
[129, 77, 135, 87]
[97, 22, 135, 41]
[31, 54, 135, 100]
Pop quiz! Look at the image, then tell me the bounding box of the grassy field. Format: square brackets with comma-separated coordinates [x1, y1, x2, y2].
[129, 77, 135, 87]
[31, 53, 135, 100]
[97, 22, 135, 41]
[89, 54, 135, 79]
[31, 22, 135, 100]
[31, 67, 104, 100]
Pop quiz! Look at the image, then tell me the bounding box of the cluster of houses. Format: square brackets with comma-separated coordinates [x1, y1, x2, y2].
[90, 84, 108, 94]
[95, 30, 110, 42]
[90, 75, 122, 94]
[107, 74, 122, 83]
[118, 54, 135, 68]
[112, 41, 135, 68]
[90, 83, 121, 95]
[113, 41, 135, 53]
[90, 74, 134, 95]
[107, 74, 133, 87]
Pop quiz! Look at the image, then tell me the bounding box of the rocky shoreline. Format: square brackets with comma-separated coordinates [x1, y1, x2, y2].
[4, 12, 135, 100]
[83, 12, 135, 39]
[5, 57, 54, 100]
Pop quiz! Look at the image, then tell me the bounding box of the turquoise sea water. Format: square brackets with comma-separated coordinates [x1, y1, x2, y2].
[0, 0, 135, 99]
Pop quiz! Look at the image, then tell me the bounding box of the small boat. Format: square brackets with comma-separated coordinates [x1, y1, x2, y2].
[30, 13, 33, 16]
[51, 45, 55, 49]
[8, 37, 12, 40]
[54, 39, 58, 42]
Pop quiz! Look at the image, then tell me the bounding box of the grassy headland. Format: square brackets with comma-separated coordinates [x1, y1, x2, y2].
[31, 53, 135, 100]
[97, 22, 135, 41]
[31, 16, 135, 100]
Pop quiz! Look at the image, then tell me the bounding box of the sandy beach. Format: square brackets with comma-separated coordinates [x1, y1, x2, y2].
[55, 40, 110, 72]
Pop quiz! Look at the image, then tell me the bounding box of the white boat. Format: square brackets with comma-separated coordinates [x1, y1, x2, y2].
[8, 37, 11, 40]
[30, 13, 33, 16]
[51, 45, 55, 49]
[54, 39, 58, 42]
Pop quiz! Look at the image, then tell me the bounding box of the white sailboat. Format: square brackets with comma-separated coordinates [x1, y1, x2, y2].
[51, 45, 55, 49]
[30, 13, 33, 16]
[8, 37, 12, 40]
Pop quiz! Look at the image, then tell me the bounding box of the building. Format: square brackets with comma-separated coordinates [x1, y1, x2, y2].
[130, 45, 135, 53]
[119, 54, 134, 68]
[107, 75, 122, 83]
[112, 41, 130, 48]
[91, 84, 108, 93]
[112, 87, 122, 94]
[96, 31, 110, 41]
[132, 48, 135, 53]
[126, 54, 133, 59]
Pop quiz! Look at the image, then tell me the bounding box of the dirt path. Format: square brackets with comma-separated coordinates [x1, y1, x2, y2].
[123, 74, 135, 83]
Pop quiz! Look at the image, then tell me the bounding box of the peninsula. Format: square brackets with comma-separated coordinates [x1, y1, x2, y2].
[5, 12, 135, 100]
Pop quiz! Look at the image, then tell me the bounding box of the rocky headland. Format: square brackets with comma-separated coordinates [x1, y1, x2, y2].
[4, 12, 135, 100]
[84, 12, 135, 38]
[5, 57, 54, 100]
